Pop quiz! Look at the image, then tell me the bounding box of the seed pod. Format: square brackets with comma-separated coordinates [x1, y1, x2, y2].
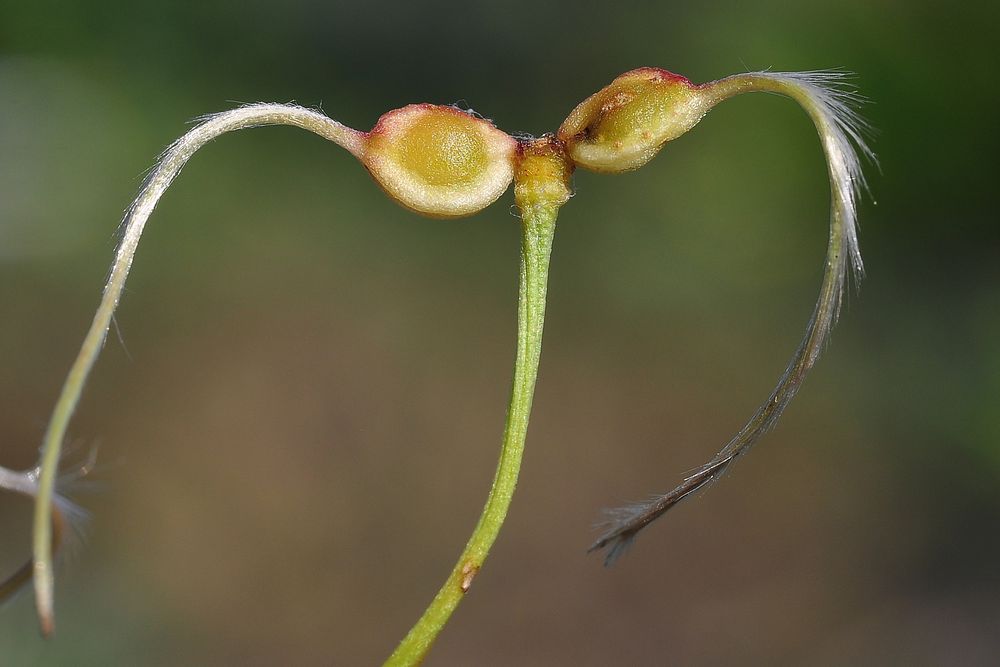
[558, 68, 710, 173]
[362, 104, 517, 218]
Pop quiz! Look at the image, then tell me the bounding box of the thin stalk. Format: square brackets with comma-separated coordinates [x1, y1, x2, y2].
[0, 466, 68, 602]
[590, 71, 873, 564]
[31, 104, 363, 635]
[384, 201, 559, 666]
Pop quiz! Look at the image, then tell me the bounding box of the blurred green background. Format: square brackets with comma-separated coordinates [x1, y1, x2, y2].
[1, 1, 998, 664]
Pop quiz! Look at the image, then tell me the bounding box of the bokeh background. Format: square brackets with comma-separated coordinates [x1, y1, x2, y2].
[1, 1, 998, 664]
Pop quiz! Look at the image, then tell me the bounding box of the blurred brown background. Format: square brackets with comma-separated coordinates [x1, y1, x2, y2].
[1, 1, 998, 664]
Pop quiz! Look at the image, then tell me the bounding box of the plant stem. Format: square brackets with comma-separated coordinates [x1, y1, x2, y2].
[0, 465, 67, 603]
[31, 104, 363, 636]
[384, 201, 560, 666]
[589, 71, 872, 563]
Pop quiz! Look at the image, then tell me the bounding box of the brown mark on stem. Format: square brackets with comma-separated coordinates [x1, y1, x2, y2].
[459, 562, 479, 593]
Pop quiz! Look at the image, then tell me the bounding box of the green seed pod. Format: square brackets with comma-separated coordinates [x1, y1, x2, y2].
[558, 67, 710, 173]
[362, 104, 517, 218]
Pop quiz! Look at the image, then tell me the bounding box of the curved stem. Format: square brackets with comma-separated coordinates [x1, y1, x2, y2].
[0, 466, 67, 602]
[384, 201, 559, 666]
[590, 71, 873, 564]
[31, 104, 363, 635]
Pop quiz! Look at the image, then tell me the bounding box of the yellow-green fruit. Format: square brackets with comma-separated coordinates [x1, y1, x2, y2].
[558, 68, 710, 173]
[363, 104, 517, 218]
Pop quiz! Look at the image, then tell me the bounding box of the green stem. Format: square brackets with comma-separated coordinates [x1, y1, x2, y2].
[384, 201, 559, 666]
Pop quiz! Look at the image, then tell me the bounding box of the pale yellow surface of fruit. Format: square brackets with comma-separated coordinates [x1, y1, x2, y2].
[363, 105, 517, 218]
